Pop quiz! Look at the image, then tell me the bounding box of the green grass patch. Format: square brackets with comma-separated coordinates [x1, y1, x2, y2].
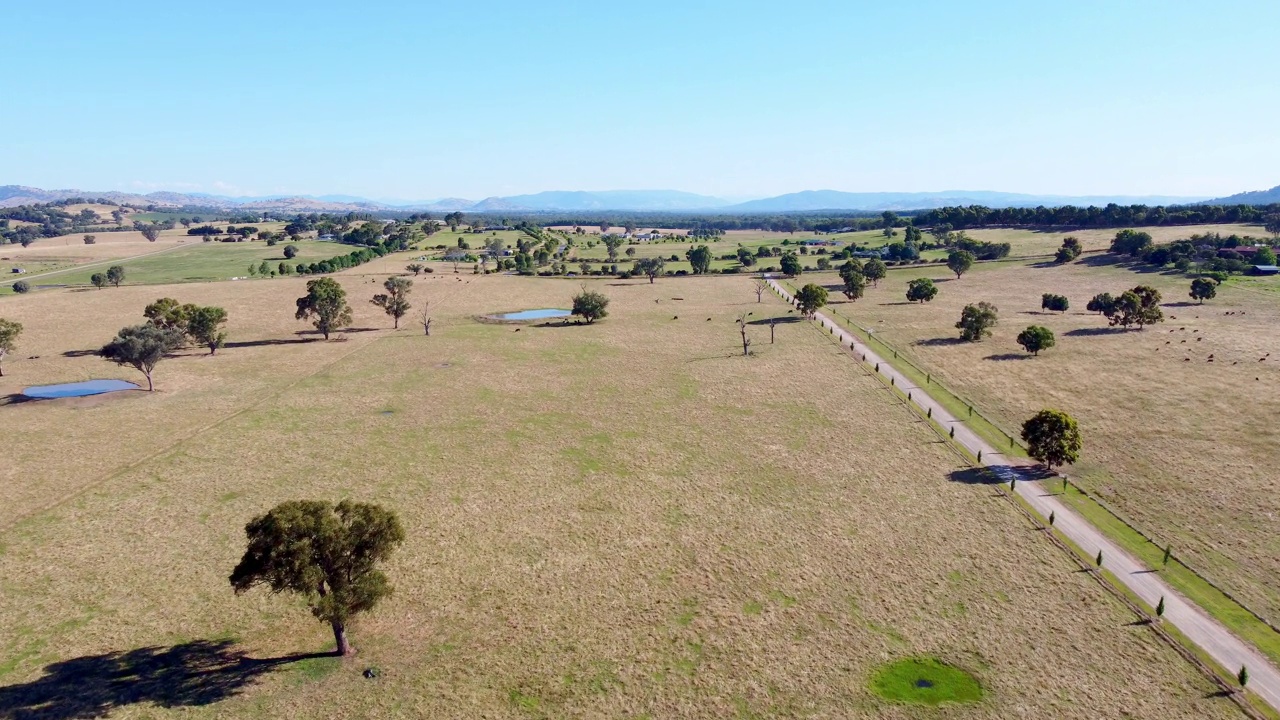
[869, 657, 983, 706]
[289, 654, 341, 684]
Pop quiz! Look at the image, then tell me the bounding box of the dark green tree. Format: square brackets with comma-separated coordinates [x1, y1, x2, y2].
[107, 265, 126, 287]
[956, 301, 998, 342]
[371, 276, 413, 329]
[779, 251, 801, 277]
[100, 324, 186, 391]
[1189, 277, 1217, 304]
[144, 297, 195, 333]
[862, 258, 887, 287]
[230, 500, 405, 656]
[905, 277, 938, 303]
[947, 249, 975, 279]
[1040, 294, 1069, 313]
[1110, 229, 1153, 257]
[1016, 325, 1055, 355]
[295, 278, 353, 340]
[1106, 286, 1164, 330]
[186, 305, 229, 355]
[634, 257, 665, 283]
[795, 283, 829, 318]
[91, 273, 108, 289]
[1086, 292, 1116, 315]
[685, 245, 712, 274]
[1055, 237, 1082, 263]
[12, 280, 30, 294]
[1021, 409, 1083, 470]
[736, 247, 756, 267]
[571, 286, 610, 323]
[840, 263, 866, 301]
[283, 244, 298, 260]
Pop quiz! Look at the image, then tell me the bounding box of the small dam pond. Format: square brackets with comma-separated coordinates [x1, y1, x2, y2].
[493, 308, 572, 321]
[22, 379, 141, 399]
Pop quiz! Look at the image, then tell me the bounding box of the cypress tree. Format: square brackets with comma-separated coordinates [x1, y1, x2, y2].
[1156, 596, 1165, 618]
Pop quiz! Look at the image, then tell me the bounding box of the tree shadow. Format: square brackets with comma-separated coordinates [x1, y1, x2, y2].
[984, 353, 1031, 361]
[1064, 327, 1129, 337]
[61, 349, 100, 358]
[746, 317, 802, 326]
[915, 337, 964, 347]
[878, 301, 916, 306]
[0, 640, 330, 720]
[0, 393, 39, 407]
[948, 467, 1002, 485]
[223, 338, 318, 349]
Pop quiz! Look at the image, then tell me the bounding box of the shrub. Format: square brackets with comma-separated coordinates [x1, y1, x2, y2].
[12, 280, 30, 294]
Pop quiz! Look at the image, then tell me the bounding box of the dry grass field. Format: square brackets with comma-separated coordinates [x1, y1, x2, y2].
[0, 272, 1242, 718]
[812, 257, 1280, 623]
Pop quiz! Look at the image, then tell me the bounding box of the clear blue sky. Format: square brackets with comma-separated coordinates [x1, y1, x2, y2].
[5, 0, 1278, 201]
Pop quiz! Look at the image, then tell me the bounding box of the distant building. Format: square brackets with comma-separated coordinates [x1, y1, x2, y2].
[1250, 265, 1279, 275]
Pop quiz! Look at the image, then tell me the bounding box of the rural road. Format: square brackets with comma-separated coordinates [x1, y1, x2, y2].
[1, 242, 187, 289]
[767, 278, 1280, 713]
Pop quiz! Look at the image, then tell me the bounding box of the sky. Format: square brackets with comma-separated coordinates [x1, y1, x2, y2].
[4, 0, 1279, 202]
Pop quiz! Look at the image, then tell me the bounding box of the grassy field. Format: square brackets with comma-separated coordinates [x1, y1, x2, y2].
[0, 272, 1240, 718]
[800, 255, 1280, 627]
[36, 240, 357, 288]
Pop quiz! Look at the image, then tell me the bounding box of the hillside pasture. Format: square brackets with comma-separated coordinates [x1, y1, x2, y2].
[0, 273, 1239, 718]
[808, 256, 1280, 623]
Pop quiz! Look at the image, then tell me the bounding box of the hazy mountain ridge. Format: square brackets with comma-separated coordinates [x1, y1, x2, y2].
[1203, 185, 1280, 206]
[0, 184, 1245, 213]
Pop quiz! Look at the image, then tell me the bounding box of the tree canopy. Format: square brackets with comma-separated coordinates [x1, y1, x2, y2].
[106, 265, 126, 287]
[947, 249, 975, 279]
[1040, 294, 1069, 313]
[371, 276, 413, 328]
[634, 257, 665, 283]
[1016, 325, 1055, 355]
[1021, 409, 1083, 470]
[956, 301, 998, 342]
[230, 500, 405, 656]
[296, 278, 353, 340]
[779, 251, 801, 277]
[1189, 277, 1218, 304]
[100, 324, 185, 391]
[795, 283, 828, 318]
[186, 306, 229, 355]
[685, 245, 712, 274]
[0, 318, 22, 377]
[905, 277, 937, 303]
[571, 287, 610, 323]
[861, 258, 887, 287]
[1106, 285, 1164, 329]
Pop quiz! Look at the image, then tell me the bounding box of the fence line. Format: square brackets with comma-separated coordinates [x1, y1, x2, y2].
[771, 277, 1280, 644]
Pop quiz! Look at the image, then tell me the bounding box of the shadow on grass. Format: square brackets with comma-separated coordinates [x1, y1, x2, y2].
[948, 468, 1003, 485]
[984, 353, 1032, 361]
[0, 640, 332, 720]
[223, 337, 318, 349]
[915, 337, 965, 347]
[61, 349, 100, 358]
[0, 393, 39, 407]
[746, 317, 802, 326]
[1064, 327, 1129, 337]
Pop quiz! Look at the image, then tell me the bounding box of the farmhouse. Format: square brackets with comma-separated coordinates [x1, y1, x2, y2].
[1250, 264, 1279, 275]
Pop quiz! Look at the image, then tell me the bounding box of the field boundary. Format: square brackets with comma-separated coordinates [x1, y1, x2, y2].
[780, 276, 1280, 654]
[766, 275, 1280, 715]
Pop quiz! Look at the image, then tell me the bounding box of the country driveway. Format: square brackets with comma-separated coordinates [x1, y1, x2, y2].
[767, 277, 1280, 713]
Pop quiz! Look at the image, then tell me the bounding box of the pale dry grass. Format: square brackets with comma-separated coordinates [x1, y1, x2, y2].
[823, 259, 1280, 620]
[967, 223, 1268, 257]
[0, 275, 1239, 718]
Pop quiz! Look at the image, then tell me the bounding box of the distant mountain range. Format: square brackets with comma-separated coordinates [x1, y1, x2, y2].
[0, 184, 1257, 214]
[1202, 185, 1280, 206]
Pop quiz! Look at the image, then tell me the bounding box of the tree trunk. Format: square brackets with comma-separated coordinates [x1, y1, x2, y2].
[332, 621, 353, 656]
[144, 371, 154, 391]
[394, 316, 399, 329]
